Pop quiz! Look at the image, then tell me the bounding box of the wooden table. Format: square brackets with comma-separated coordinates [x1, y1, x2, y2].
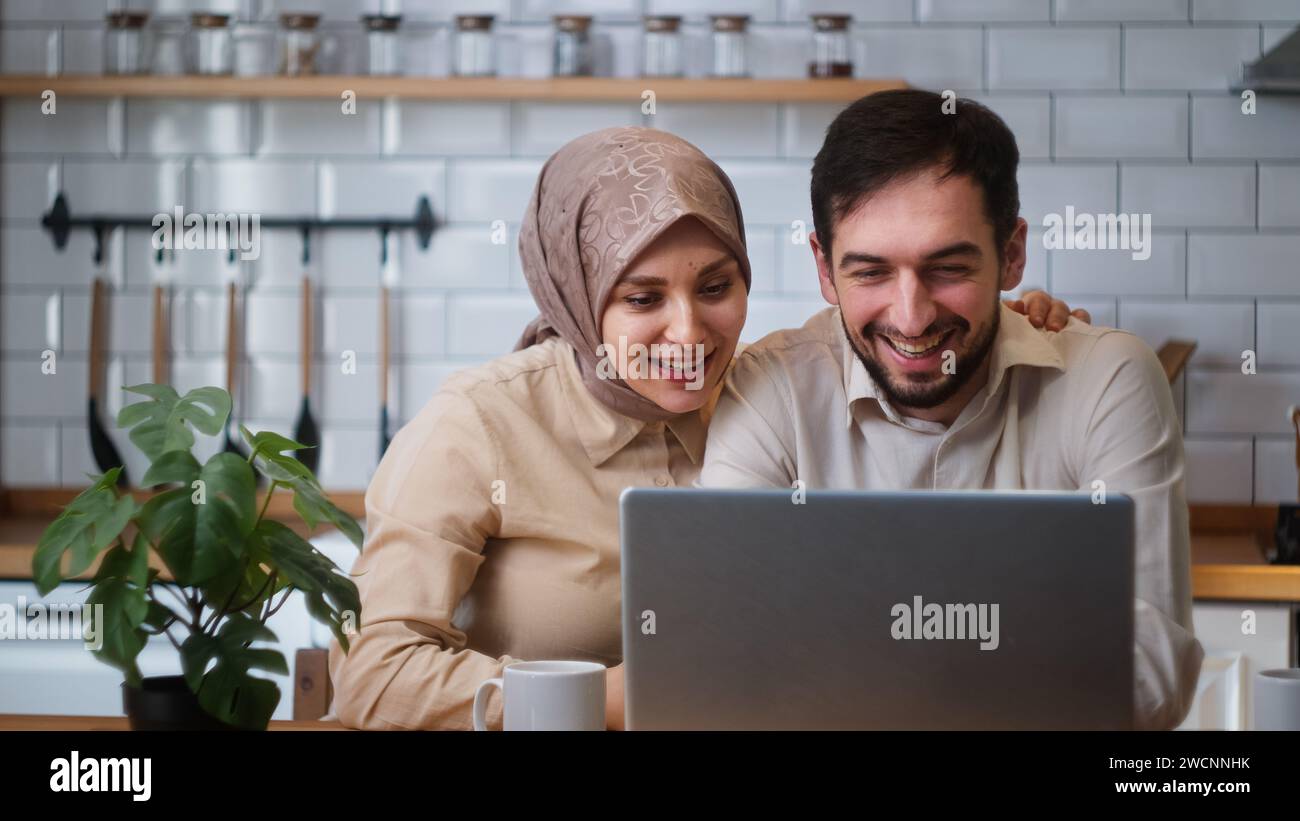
[0, 714, 347, 731]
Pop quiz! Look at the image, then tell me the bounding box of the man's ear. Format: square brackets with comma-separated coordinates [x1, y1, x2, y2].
[810, 231, 840, 306]
[1000, 217, 1028, 292]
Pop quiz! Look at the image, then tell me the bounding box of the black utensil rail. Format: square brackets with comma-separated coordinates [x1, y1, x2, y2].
[40, 192, 438, 262]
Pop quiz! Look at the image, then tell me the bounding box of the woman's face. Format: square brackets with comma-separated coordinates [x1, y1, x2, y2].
[599, 216, 748, 415]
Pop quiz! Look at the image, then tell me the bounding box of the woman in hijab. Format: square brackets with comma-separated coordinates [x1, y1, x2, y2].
[327, 127, 1084, 730]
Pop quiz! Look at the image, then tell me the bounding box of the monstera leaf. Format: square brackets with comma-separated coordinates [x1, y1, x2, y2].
[181, 613, 288, 730]
[87, 532, 152, 686]
[136, 451, 257, 587]
[242, 426, 363, 549]
[254, 520, 361, 653]
[117, 384, 230, 461]
[31, 468, 135, 595]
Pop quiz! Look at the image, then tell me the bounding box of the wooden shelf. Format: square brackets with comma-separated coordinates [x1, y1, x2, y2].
[0, 74, 906, 102]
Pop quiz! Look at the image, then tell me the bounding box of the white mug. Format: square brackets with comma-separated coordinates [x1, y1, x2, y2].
[473, 660, 606, 731]
[1254, 669, 1300, 730]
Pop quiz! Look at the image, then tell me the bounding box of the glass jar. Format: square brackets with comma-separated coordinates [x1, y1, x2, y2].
[710, 14, 748, 78]
[363, 14, 402, 76]
[105, 10, 150, 75]
[642, 15, 682, 78]
[232, 22, 275, 76]
[189, 13, 233, 75]
[150, 17, 186, 75]
[453, 14, 495, 77]
[809, 14, 852, 78]
[552, 14, 593, 77]
[277, 12, 320, 75]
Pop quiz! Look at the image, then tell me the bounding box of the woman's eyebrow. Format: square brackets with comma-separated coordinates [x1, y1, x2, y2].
[616, 256, 736, 288]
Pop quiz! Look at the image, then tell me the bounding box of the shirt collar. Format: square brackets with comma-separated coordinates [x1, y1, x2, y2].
[842, 302, 1066, 428]
[554, 339, 712, 467]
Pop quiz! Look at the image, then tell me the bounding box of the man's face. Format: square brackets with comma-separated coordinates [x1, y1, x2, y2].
[811, 168, 1027, 416]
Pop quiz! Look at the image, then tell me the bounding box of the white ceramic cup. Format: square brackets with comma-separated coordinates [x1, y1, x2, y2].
[473, 660, 606, 731]
[1254, 669, 1300, 730]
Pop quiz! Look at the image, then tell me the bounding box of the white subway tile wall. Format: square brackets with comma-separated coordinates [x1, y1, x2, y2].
[1183, 438, 1254, 503]
[1054, 95, 1189, 158]
[0, 1, 1296, 508]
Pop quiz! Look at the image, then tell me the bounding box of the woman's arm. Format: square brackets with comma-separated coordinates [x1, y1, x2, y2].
[327, 386, 515, 730]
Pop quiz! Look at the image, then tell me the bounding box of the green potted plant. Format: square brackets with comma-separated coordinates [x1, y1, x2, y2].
[32, 384, 363, 730]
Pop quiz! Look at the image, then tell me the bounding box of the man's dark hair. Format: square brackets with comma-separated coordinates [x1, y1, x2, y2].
[810, 89, 1021, 265]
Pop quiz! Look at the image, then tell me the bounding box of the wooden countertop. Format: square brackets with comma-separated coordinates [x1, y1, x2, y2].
[3, 490, 1298, 602]
[0, 487, 365, 582]
[0, 713, 346, 731]
[1190, 531, 1300, 601]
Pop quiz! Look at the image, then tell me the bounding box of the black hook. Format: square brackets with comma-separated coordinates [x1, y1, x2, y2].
[42, 193, 71, 250]
[91, 221, 106, 266]
[379, 225, 390, 266]
[414, 196, 436, 250]
[300, 224, 311, 266]
[227, 221, 236, 264]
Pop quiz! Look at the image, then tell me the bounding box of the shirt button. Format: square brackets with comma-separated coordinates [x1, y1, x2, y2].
[654, 476, 669, 487]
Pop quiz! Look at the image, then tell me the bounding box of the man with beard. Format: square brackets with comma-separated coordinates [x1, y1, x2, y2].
[698, 89, 1203, 730]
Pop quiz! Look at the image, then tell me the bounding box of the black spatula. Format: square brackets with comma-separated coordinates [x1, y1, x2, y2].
[223, 282, 244, 451]
[88, 277, 128, 487]
[292, 274, 319, 474]
[222, 281, 259, 478]
[378, 229, 393, 458]
[379, 282, 391, 458]
[146, 282, 168, 490]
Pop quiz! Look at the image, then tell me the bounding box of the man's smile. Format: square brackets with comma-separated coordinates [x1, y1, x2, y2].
[879, 328, 954, 358]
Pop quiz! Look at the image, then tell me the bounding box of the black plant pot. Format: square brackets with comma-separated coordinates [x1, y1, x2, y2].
[122, 676, 236, 731]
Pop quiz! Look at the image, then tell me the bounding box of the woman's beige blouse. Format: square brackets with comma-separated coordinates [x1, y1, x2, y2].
[327, 336, 715, 730]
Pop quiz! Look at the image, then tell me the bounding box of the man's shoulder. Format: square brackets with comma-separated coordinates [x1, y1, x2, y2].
[1050, 319, 1162, 374]
[1031, 320, 1169, 413]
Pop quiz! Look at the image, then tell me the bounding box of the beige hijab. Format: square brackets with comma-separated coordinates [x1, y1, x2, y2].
[515, 127, 751, 422]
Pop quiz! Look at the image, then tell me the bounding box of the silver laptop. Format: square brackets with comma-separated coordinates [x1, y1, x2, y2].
[620, 488, 1134, 730]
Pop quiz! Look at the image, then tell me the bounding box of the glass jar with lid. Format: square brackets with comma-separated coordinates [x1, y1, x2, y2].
[453, 14, 496, 77]
[278, 12, 321, 76]
[105, 10, 150, 75]
[710, 14, 748, 78]
[150, 17, 186, 75]
[808, 14, 852, 78]
[189, 12, 233, 75]
[232, 22, 275, 76]
[552, 14, 593, 77]
[362, 14, 402, 76]
[642, 15, 682, 78]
